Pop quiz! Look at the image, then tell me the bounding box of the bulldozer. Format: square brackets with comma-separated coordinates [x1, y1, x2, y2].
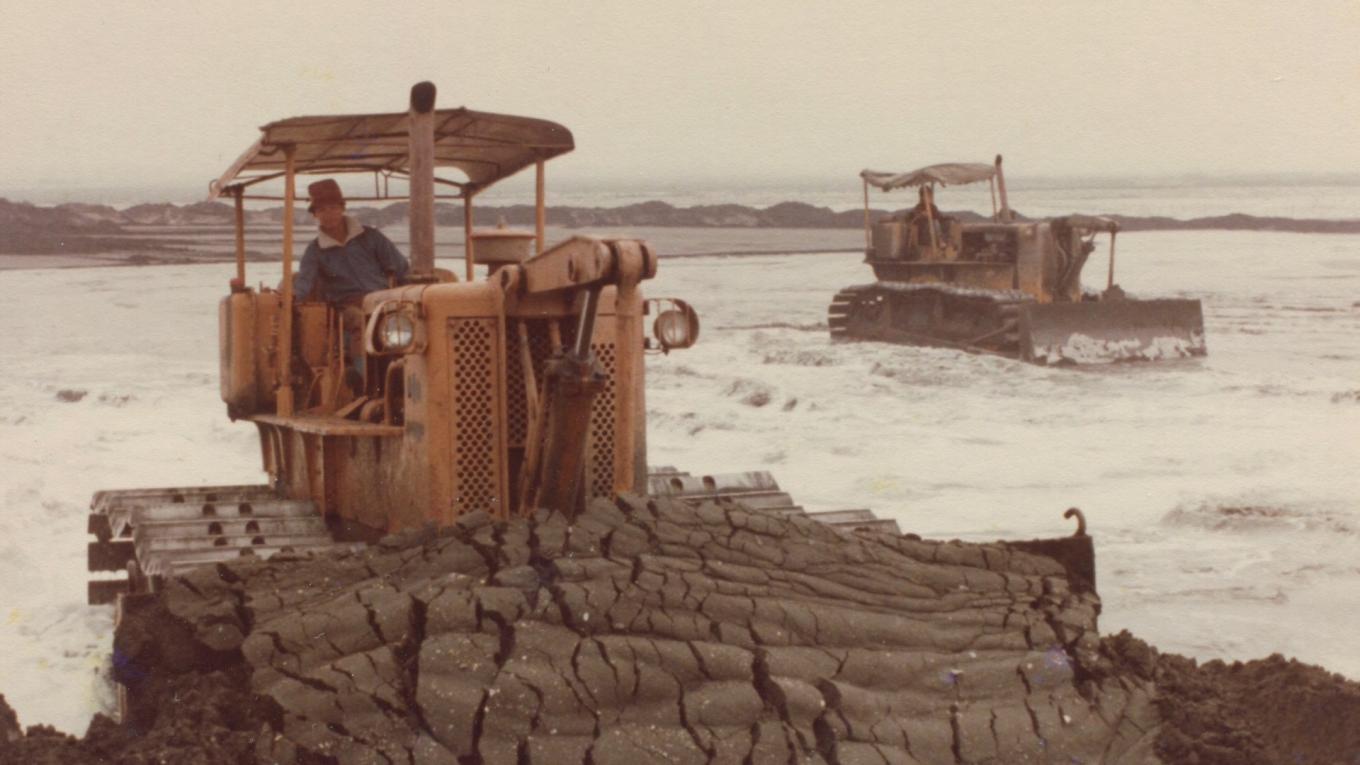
[83, 83, 903, 607]
[76, 86, 1104, 740]
[828, 156, 1207, 364]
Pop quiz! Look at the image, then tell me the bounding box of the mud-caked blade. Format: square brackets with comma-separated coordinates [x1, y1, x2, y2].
[1018, 299, 1206, 364]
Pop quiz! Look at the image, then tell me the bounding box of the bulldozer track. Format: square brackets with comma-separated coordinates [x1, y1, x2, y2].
[648, 466, 901, 535]
[828, 282, 1031, 354]
[827, 285, 872, 339]
[87, 486, 360, 604]
[88, 472, 901, 605]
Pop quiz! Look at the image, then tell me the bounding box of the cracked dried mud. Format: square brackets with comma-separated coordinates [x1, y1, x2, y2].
[3, 495, 1357, 763]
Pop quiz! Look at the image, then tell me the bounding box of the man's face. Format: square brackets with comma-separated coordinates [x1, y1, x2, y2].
[313, 201, 345, 230]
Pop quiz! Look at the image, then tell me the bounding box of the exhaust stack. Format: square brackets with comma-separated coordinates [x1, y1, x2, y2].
[994, 154, 1012, 222]
[408, 82, 436, 276]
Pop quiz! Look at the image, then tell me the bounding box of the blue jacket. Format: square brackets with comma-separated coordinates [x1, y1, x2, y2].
[295, 218, 410, 303]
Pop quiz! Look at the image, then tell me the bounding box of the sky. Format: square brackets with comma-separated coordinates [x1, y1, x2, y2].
[1, 1, 1357, 203]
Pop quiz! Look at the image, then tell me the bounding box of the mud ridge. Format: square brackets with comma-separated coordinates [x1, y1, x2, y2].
[3, 496, 1359, 763]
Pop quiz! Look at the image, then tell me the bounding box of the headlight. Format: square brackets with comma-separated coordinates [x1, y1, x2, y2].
[363, 300, 424, 356]
[654, 310, 692, 348]
[648, 298, 700, 352]
[379, 312, 415, 351]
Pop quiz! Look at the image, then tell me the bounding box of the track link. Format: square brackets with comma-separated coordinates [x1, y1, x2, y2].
[87, 486, 360, 604]
[827, 281, 1032, 353]
[88, 472, 900, 605]
[648, 466, 901, 535]
[827, 285, 873, 340]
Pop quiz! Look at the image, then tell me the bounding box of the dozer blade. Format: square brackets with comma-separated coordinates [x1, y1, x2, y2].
[1017, 299, 1206, 365]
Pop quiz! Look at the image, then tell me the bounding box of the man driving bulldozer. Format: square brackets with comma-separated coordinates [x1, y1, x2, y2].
[294, 179, 410, 379]
[295, 179, 410, 303]
[909, 185, 948, 252]
[910, 186, 942, 221]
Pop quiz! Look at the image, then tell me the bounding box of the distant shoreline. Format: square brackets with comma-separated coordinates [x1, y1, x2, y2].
[2, 196, 1358, 269]
[0, 246, 872, 272]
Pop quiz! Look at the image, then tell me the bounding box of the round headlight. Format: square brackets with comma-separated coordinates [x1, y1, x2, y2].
[379, 312, 415, 351]
[653, 309, 696, 350]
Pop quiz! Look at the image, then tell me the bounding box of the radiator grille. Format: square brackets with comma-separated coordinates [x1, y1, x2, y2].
[586, 343, 617, 498]
[450, 319, 498, 514]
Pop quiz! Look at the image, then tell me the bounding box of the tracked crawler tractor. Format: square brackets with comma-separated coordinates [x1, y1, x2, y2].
[84, 83, 904, 608]
[77, 86, 1107, 744]
[829, 157, 1207, 364]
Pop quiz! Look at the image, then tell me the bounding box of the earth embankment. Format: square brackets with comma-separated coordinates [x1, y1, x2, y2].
[3, 495, 1358, 763]
[4, 196, 1358, 260]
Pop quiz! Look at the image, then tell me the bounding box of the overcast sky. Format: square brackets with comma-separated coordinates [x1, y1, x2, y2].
[1, 1, 1356, 202]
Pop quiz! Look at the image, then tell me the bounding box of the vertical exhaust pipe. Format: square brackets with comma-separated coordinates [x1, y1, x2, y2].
[408, 82, 437, 276]
[994, 154, 1012, 222]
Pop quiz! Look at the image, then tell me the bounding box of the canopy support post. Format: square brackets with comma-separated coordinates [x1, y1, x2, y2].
[1106, 230, 1118, 291]
[535, 160, 546, 256]
[277, 146, 297, 417]
[862, 178, 871, 251]
[232, 187, 246, 284]
[463, 195, 475, 281]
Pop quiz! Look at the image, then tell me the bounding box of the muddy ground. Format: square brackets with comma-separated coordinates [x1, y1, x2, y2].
[3, 495, 1358, 764]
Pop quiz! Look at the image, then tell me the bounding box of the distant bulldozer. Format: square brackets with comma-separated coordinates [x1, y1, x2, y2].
[829, 156, 1206, 364]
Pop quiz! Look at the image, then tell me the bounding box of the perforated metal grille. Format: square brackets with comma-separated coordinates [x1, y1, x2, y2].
[586, 343, 617, 498]
[450, 319, 498, 514]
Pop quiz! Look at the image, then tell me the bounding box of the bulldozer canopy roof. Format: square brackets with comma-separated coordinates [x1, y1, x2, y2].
[210, 107, 575, 198]
[861, 163, 997, 191]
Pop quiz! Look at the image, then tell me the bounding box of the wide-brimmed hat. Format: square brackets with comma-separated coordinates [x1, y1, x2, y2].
[307, 179, 345, 213]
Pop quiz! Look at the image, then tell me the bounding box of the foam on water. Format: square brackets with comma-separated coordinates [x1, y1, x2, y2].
[642, 229, 1360, 682]
[1031, 332, 1207, 365]
[0, 225, 1357, 733]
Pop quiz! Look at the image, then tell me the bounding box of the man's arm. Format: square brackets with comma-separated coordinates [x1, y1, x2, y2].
[372, 229, 411, 283]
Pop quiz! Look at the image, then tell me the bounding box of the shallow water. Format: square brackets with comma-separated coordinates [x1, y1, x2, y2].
[0, 227, 1356, 733]
[643, 230, 1360, 683]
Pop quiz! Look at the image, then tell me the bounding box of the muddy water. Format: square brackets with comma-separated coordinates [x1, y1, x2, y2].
[0, 227, 1356, 734]
[643, 230, 1360, 681]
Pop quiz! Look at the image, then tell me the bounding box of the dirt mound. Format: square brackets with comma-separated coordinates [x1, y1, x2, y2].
[0, 668, 257, 764]
[1101, 631, 1360, 765]
[3, 495, 1358, 763]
